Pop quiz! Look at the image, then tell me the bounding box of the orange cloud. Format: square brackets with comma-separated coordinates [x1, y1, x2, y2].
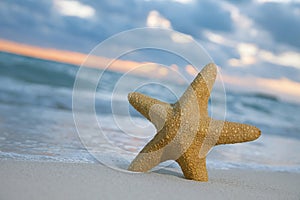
[221, 74, 300, 103]
[0, 39, 176, 80]
[0, 39, 87, 66]
[1, 39, 299, 104]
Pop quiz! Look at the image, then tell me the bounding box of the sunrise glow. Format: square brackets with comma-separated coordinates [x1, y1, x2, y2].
[1, 39, 299, 103]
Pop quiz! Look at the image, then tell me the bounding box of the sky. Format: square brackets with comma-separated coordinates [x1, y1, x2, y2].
[0, 0, 300, 102]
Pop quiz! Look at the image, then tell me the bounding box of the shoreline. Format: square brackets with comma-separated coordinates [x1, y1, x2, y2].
[1, 160, 299, 200]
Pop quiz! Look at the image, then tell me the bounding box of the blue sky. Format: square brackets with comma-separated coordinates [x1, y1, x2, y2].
[0, 0, 300, 101]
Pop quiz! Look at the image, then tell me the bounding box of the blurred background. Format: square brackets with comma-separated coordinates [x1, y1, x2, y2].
[0, 0, 299, 171]
[1, 0, 300, 101]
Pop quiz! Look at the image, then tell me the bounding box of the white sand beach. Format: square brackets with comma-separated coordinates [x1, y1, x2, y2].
[0, 160, 299, 200]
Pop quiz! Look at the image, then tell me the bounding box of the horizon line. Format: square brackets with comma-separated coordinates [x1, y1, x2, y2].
[1, 38, 300, 104]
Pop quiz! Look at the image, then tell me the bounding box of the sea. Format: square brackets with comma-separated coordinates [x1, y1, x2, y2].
[0, 51, 300, 173]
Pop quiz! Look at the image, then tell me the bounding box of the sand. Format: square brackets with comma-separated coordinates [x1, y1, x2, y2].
[0, 160, 299, 200]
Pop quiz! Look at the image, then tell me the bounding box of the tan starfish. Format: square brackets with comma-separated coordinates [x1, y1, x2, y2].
[127, 63, 261, 181]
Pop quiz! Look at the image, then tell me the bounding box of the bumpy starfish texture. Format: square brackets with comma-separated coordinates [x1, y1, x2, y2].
[128, 63, 261, 181]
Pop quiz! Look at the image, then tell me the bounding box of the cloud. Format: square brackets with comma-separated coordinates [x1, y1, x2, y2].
[146, 10, 172, 29]
[247, 2, 300, 49]
[259, 50, 300, 69]
[255, 0, 300, 4]
[170, 32, 193, 44]
[163, 0, 196, 4]
[225, 41, 300, 70]
[0, 0, 300, 90]
[54, 0, 95, 19]
[221, 2, 254, 30]
[146, 10, 194, 44]
[228, 43, 258, 66]
[160, 1, 233, 37]
[0, 0, 234, 52]
[203, 31, 235, 47]
[221, 73, 300, 103]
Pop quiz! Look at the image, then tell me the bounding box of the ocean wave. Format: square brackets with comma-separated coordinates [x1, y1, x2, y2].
[1, 52, 300, 139]
[1, 49, 300, 175]
[0, 52, 77, 88]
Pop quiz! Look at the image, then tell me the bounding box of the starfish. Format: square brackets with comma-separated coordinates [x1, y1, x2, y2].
[127, 63, 261, 181]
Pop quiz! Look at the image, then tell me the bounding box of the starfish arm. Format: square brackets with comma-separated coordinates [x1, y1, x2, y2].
[128, 92, 172, 130]
[128, 150, 164, 172]
[176, 152, 208, 181]
[215, 120, 261, 145]
[192, 63, 217, 93]
[128, 130, 168, 172]
[177, 63, 217, 116]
